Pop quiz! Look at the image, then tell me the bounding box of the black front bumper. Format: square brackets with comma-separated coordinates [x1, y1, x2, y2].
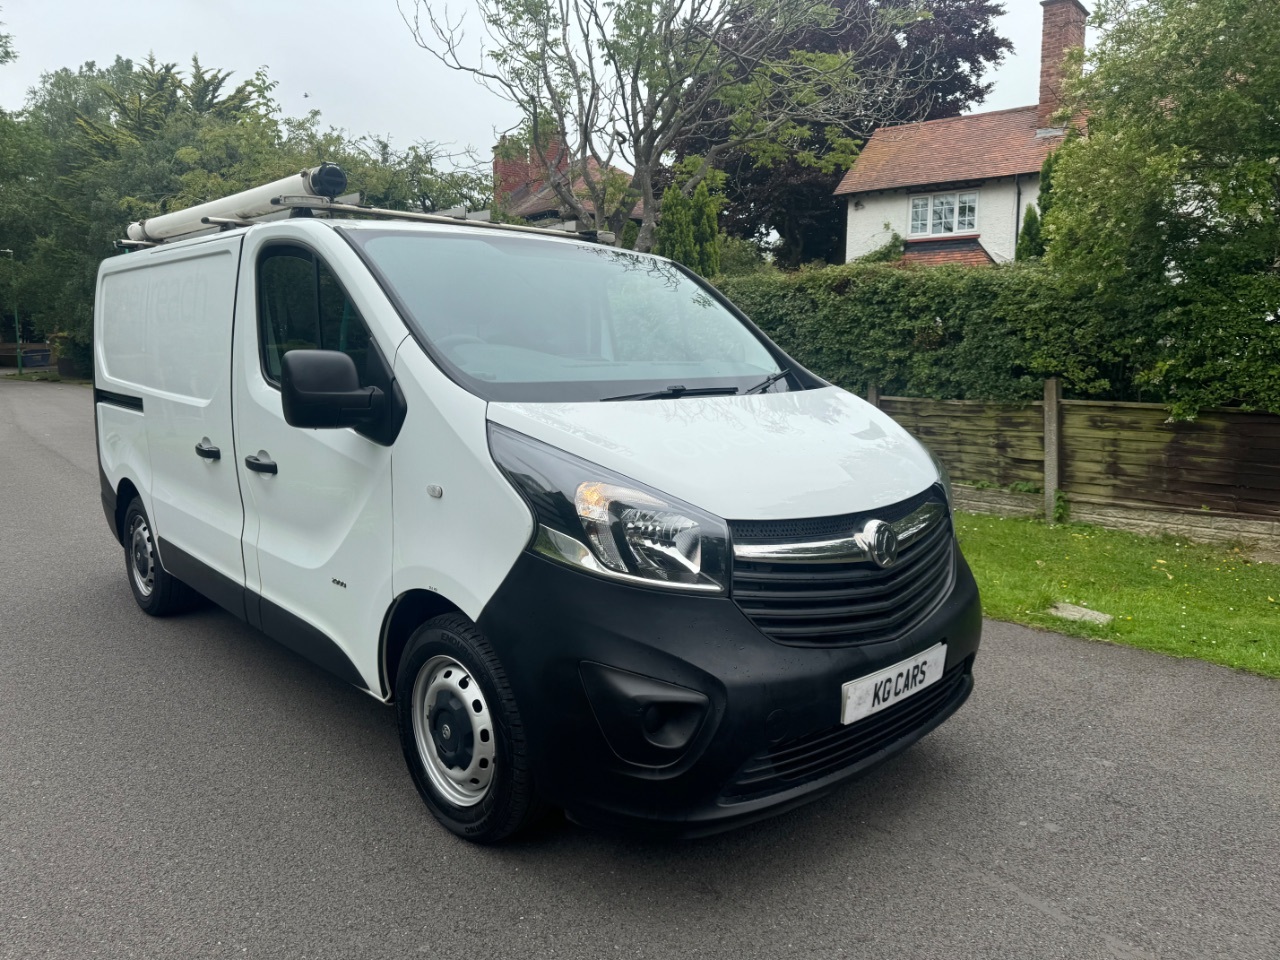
[477, 541, 981, 837]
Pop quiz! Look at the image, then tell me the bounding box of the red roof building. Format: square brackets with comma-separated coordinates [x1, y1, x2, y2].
[492, 136, 642, 229]
[836, 0, 1087, 266]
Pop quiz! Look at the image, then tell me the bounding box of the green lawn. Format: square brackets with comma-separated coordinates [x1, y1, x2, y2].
[955, 512, 1280, 678]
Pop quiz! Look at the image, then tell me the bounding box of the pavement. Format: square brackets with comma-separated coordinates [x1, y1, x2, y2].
[1, 379, 1278, 960]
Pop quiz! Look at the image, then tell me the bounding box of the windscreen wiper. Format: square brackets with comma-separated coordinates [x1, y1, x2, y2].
[745, 368, 791, 394]
[601, 385, 741, 402]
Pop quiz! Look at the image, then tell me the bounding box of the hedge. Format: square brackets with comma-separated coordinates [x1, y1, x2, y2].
[716, 262, 1158, 403]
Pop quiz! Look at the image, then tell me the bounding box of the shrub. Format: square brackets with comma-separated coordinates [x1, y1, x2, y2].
[1015, 206, 1042, 261]
[855, 231, 904, 264]
[715, 234, 773, 277]
[716, 261, 1160, 403]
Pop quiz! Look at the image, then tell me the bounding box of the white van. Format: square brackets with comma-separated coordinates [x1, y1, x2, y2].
[95, 168, 980, 842]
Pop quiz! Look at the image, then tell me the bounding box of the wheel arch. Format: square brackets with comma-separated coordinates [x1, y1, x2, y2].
[380, 589, 466, 701]
[114, 477, 141, 542]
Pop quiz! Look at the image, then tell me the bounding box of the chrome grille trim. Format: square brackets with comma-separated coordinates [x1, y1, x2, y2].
[732, 500, 946, 564]
[729, 495, 955, 647]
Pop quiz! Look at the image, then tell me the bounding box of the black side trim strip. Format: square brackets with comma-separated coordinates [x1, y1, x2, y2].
[259, 596, 367, 690]
[157, 538, 248, 622]
[99, 466, 120, 544]
[94, 388, 144, 412]
[155, 537, 368, 691]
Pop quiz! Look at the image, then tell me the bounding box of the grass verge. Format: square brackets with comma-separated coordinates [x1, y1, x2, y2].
[956, 512, 1280, 678]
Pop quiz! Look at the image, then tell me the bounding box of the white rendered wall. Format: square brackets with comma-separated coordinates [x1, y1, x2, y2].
[843, 190, 913, 262]
[843, 175, 1040, 264]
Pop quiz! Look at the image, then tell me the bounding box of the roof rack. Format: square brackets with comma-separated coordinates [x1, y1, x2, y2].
[117, 163, 615, 249]
[267, 195, 613, 243]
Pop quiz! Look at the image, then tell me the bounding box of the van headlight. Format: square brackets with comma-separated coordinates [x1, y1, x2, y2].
[927, 447, 954, 511]
[488, 423, 728, 593]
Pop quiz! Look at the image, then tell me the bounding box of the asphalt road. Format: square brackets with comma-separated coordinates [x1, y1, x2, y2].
[2, 379, 1278, 960]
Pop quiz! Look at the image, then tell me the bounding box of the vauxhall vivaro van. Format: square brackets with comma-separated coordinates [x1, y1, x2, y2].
[95, 167, 980, 842]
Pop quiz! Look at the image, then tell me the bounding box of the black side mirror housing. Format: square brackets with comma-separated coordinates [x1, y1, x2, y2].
[281, 350, 385, 429]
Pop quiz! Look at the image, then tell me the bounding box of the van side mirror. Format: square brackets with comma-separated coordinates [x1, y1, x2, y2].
[280, 350, 385, 429]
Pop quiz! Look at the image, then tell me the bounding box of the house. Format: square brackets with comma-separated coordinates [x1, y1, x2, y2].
[492, 136, 642, 233]
[834, 0, 1088, 266]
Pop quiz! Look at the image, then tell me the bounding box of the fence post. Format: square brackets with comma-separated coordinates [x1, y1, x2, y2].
[866, 383, 880, 408]
[1043, 378, 1062, 522]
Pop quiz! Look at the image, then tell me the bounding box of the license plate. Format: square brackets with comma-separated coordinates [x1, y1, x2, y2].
[841, 643, 948, 725]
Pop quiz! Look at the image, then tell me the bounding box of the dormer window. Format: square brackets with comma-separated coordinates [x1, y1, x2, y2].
[909, 191, 978, 236]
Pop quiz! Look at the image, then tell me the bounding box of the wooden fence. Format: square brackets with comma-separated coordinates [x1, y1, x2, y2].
[876, 381, 1280, 522]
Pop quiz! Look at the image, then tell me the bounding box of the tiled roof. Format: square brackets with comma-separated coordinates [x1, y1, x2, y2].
[507, 159, 643, 220]
[897, 236, 994, 267]
[834, 106, 1064, 196]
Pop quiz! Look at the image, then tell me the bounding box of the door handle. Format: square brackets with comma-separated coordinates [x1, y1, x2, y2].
[195, 440, 221, 460]
[244, 454, 278, 475]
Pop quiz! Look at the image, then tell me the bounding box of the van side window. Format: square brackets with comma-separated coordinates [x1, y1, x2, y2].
[257, 247, 372, 386]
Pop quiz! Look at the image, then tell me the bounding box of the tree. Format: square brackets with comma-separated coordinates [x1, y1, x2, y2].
[1015, 205, 1041, 261]
[1015, 150, 1058, 260]
[4, 55, 491, 355]
[0, 5, 14, 67]
[1036, 146, 1058, 225]
[400, 0, 947, 251]
[680, 0, 1013, 266]
[690, 181, 720, 277]
[1046, 0, 1280, 416]
[655, 164, 721, 275]
[654, 187, 696, 267]
[14, 57, 281, 352]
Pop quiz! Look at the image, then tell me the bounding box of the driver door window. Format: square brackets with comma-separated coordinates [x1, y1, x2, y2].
[258, 247, 372, 385]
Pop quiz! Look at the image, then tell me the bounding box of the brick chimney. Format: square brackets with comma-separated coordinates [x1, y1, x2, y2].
[1038, 0, 1088, 129]
[493, 136, 536, 208]
[530, 130, 573, 181]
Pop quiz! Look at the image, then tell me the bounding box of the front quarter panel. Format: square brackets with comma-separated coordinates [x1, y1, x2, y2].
[391, 343, 534, 623]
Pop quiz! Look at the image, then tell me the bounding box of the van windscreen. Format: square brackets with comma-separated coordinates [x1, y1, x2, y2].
[346, 230, 787, 402]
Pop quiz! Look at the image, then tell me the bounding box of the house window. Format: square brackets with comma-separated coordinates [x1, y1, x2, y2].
[909, 191, 979, 236]
[910, 197, 929, 235]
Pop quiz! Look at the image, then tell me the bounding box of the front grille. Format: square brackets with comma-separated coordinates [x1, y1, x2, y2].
[730, 495, 955, 647]
[721, 660, 971, 801]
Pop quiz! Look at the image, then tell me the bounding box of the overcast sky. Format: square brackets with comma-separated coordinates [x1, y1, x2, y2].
[1, 1, 1079, 162]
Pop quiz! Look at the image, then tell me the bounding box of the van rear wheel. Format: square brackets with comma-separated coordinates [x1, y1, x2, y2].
[396, 614, 542, 843]
[122, 497, 199, 616]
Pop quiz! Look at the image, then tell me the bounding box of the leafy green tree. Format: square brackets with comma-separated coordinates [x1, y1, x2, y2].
[690, 182, 720, 278]
[1036, 148, 1058, 225]
[679, 0, 1013, 267]
[655, 179, 721, 277]
[716, 234, 773, 277]
[13, 57, 278, 352]
[1016, 150, 1060, 260]
[2, 54, 491, 357]
[1046, 0, 1280, 416]
[1015, 205, 1042, 261]
[619, 220, 640, 251]
[654, 187, 696, 268]
[0, 5, 14, 66]
[403, 0, 947, 251]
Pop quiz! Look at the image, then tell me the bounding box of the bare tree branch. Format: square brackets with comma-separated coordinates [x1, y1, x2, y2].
[398, 0, 945, 250]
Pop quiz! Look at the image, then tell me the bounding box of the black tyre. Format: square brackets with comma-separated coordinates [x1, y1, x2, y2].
[396, 613, 542, 843]
[122, 497, 200, 616]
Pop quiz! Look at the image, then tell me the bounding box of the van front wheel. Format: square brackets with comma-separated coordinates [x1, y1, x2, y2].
[122, 497, 199, 616]
[396, 614, 541, 843]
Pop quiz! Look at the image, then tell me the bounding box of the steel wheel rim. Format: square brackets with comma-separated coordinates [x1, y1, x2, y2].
[411, 655, 496, 807]
[128, 514, 156, 598]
